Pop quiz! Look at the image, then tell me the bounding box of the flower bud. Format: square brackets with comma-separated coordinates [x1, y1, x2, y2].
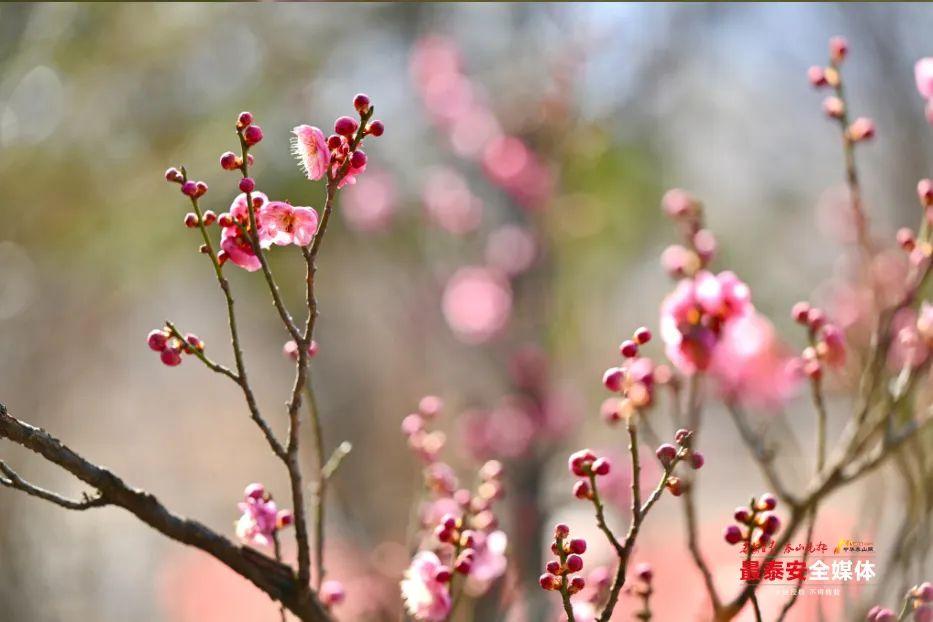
[848, 117, 875, 142]
[350, 149, 367, 169]
[619, 339, 639, 358]
[568, 538, 587, 554]
[434, 567, 452, 584]
[237, 111, 253, 129]
[320, 580, 345, 607]
[353, 93, 371, 114]
[602, 366, 624, 392]
[202, 210, 217, 226]
[184, 213, 199, 228]
[554, 523, 570, 540]
[539, 573, 561, 591]
[918, 179, 933, 207]
[244, 483, 265, 499]
[723, 524, 743, 545]
[165, 167, 183, 183]
[195, 181, 208, 197]
[760, 513, 781, 535]
[822, 96, 845, 119]
[829, 36, 848, 64]
[573, 479, 592, 500]
[734, 507, 751, 523]
[655, 443, 677, 466]
[565, 554, 583, 573]
[239, 177, 256, 193]
[181, 181, 198, 197]
[758, 493, 778, 511]
[791, 301, 811, 324]
[807, 65, 828, 87]
[334, 116, 359, 137]
[633, 326, 652, 345]
[568, 576, 585, 595]
[243, 125, 263, 146]
[276, 509, 294, 529]
[327, 134, 343, 151]
[546, 560, 561, 575]
[591, 457, 611, 476]
[635, 563, 653, 583]
[160, 347, 182, 367]
[568, 449, 596, 476]
[690, 451, 705, 470]
[147, 330, 169, 351]
[368, 119, 385, 137]
[220, 152, 239, 171]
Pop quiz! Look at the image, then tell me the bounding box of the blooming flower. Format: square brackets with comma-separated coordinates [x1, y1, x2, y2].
[235, 484, 279, 547]
[291, 125, 330, 181]
[659, 270, 753, 374]
[221, 226, 261, 272]
[257, 201, 318, 247]
[466, 530, 508, 586]
[400, 551, 452, 621]
[442, 266, 512, 343]
[710, 313, 799, 409]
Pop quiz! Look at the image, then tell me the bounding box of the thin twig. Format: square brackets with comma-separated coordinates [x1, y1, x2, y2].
[0, 460, 107, 510]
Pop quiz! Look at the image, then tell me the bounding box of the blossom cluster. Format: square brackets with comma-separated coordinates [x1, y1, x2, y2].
[146, 327, 204, 367]
[601, 326, 666, 423]
[234, 483, 293, 548]
[400, 397, 508, 621]
[723, 493, 781, 550]
[538, 523, 587, 595]
[867, 582, 933, 622]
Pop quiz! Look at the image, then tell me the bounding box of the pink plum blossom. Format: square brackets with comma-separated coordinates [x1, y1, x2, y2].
[465, 530, 508, 593]
[660, 270, 754, 374]
[257, 201, 318, 247]
[235, 484, 279, 547]
[221, 226, 261, 272]
[916, 58, 933, 100]
[291, 125, 330, 181]
[400, 551, 452, 621]
[442, 266, 512, 343]
[710, 313, 800, 409]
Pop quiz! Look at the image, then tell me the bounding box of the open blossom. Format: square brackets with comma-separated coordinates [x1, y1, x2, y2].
[221, 226, 261, 272]
[465, 530, 508, 591]
[442, 266, 512, 343]
[711, 313, 799, 409]
[257, 201, 318, 247]
[659, 270, 753, 374]
[291, 125, 329, 181]
[235, 484, 279, 547]
[400, 551, 452, 621]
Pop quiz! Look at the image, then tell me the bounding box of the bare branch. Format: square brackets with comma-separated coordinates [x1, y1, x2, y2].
[0, 402, 330, 622]
[0, 460, 106, 510]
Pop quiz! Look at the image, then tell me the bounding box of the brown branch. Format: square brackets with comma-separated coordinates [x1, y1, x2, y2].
[0, 460, 107, 510]
[727, 404, 799, 509]
[0, 402, 331, 622]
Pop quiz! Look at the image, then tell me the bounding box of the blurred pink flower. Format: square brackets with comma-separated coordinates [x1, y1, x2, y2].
[460, 399, 536, 460]
[442, 266, 512, 343]
[465, 530, 508, 593]
[660, 271, 753, 374]
[710, 313, 800, 409]
[401, 551, 452, 621]
[235, 488, 279, 547]
[486, 224, 537, 276]
[291, 125, 329, 181]
[915, 58, 933, 99]
[423, 167, 483, 235]
[482, 135, 554, 210]
[257, 201, 318, 247]
[341, 168, 397, 232]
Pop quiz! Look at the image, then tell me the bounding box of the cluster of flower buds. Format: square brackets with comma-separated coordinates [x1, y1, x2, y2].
[165, 167, 209, 199]
[290, 94, 383, 189]
[539, 523, 587, 595]
[568, 449, 611, 501]
[654, 428, 702, 497]
[660, 189, 717, 277]
[791, 302, 846, 379]
[809, 36, 875, 142]
[146, 327, 203, 367]
[401, 396, 447, 463]
[319, 579, 346, 609]
[601, 327, 668, 424]
[433, 513, 478, 575]
[283, 339, 319, 360]
[234, 483, 293, 548]
[723, 493, 781, 549]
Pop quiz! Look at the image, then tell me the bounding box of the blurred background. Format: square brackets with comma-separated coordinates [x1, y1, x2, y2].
[1, 3, 932, 621]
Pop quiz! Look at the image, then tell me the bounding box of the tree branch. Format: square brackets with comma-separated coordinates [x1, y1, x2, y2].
[0, 460, 107, 510]
[0, 402, 331, 622]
